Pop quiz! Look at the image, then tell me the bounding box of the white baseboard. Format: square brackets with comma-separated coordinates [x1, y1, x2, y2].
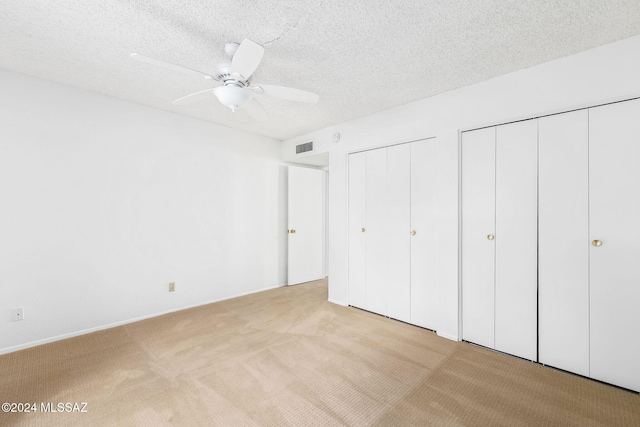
[0, 283, 285, 355]
[328, 298, 347, 306]
[437, 330, 460, 342]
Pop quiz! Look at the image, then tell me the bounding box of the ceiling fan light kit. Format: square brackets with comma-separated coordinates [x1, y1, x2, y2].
[131, 39, 319, 118]
[214, 85, 251, 112]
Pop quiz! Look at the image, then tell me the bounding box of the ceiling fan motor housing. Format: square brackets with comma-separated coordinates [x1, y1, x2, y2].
[214, 63, 250, 86]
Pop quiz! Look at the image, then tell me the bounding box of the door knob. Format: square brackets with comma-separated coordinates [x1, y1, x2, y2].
[411, 230, 416, 236]
[487, 234, 495, 240]
[361, 227, 366, 233]
[289, 229, 296, 234]
[592, 239, 602, 247]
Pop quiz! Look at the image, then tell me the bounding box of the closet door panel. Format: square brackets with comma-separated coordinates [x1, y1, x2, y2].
[495, 120, 538, 361]
[387, 144, 411, 322]
[348, 152, 367, 309]
[589, 99, 640, 392]
[462, 127, 496, 348]
[365, 148, 388, 315]
[538, 110, 590, 376]
[410, 139, 438, 329]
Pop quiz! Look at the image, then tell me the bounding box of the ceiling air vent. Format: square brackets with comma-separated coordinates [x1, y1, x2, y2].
[296, 141, 313, 154]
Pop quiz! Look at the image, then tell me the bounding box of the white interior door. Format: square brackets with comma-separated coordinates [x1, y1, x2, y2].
[589, 99, 640, 392]
[365, 148, 388, 315]
[410, 138, 439, 330]
[538, 110, 590, 376]
[386, 144, 411, 322]
[287, 166, 324, 285]
[462, 127, 496, 349]
[494, 120, 538, 361]
[348, 152, 367, 308]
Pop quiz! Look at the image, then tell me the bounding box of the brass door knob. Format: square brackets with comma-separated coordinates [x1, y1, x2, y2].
[361, 227, 366, 233]
[289, 229, 296, 234]
[487, 234, 495, 240]
[411, 230, 416, 236]
[592, 239, 602, 247]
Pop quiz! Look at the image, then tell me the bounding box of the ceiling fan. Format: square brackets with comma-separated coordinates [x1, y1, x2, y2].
[130, 39, 319, 120]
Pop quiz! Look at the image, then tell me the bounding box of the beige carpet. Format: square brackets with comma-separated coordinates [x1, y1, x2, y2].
[1, 279, 639, 426]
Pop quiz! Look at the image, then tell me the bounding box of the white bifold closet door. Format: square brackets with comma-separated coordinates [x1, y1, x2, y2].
[462, 120, 537, 361]
[462, 127, 496, 349]
[365, 148, 388, 315]
[348, 139, 437, 326]
[589, 99, 640, 392]
[494, 121, 538, 361]
[538, 110, 590, 376]
[410, 139, 439, 330]
[386, 144, 411, 323]
[348, 152, 367, 309]
[348, 148, 394, 315]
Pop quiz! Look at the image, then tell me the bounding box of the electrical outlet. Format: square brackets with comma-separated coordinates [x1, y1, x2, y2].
[169, 282, 176, 292]
[11, 308, 24, 321]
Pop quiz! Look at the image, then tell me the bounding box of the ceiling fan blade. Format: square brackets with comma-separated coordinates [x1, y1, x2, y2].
[255, 84, 319, 103]
[243, 97, 268, 121]
[231, 39, 264, 79]
[130, 53, 214, 80]
[172, 88, 218, 105]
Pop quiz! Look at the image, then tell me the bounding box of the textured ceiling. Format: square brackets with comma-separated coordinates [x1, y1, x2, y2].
[2, 1, 640, 140]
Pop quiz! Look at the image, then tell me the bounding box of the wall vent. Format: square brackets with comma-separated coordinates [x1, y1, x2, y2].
[296, 141, 313, 154]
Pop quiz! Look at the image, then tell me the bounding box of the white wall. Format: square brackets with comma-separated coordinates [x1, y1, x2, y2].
[282, 34, 640, 341]
[0, 70, 287, 354]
